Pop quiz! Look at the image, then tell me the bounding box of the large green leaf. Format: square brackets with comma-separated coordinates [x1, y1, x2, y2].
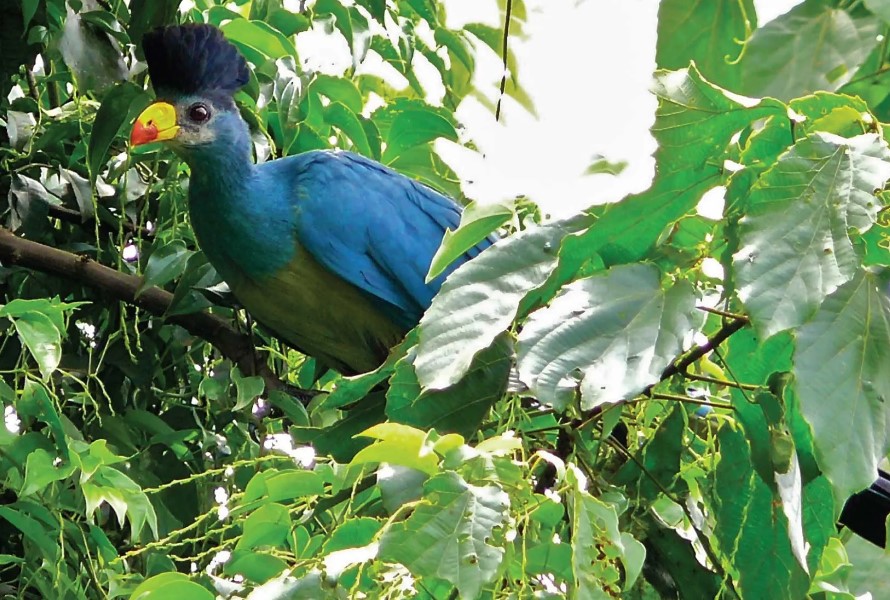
[733, 133, 890, 338]
[378, 471, 508, 598]
[794, 270, 890, 504]
[738, 1, 880, 101]
[87, 82, 148, 183]
[567, 66, 783, 268]
[517, 264, 701, 410]
[713, 425, 834, 598]
[222, 18, 297, 59]
[416, 218, 586, 390]
[381, 107, 457, 164]
[11, 312, 61, 380]
[656, 0, 755, 90]
[387, 334, 511, 435]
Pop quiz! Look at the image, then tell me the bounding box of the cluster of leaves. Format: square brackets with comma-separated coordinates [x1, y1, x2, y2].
[3, 0, 890, 598]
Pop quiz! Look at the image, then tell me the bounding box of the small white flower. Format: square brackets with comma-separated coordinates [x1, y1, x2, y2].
[206, 549, 231, 574]
[263, 434, 316, 467]
[4, 406, 20, 434]
[214, 487, 229, 505]
[122, 244, 139, 262]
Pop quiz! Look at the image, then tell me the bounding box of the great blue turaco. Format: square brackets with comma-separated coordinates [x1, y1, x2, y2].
[128, 23, 890, 549]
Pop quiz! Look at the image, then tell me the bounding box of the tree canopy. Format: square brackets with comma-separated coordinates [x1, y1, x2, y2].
[2, 0, 890, 598]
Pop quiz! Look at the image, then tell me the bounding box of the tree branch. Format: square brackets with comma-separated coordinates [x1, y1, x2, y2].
[658, 315, 749, 384]
[0, 227, 314, 403]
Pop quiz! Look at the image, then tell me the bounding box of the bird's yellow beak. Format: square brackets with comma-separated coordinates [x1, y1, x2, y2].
[130, 102, 179, 146]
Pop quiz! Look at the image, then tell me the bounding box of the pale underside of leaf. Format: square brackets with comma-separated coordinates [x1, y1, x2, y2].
[734, 133, 890, 338]
[517, 263, 700, 410]
[794, 270, 890, 505]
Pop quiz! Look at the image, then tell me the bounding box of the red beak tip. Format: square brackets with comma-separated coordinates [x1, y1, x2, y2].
[130, 123, 158, 146]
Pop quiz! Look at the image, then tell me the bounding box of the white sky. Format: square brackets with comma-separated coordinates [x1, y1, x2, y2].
[440, 0, 804, 218]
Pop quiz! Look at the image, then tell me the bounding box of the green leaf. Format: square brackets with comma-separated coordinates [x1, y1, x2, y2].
[19, 381, 67, 456]
[434, 28, 474, 72]
[387, 334, 511, 436]
[20, 449, 74, 497]
[322, 517, 381, 554]
[583, 154, 628, 176]
[381, 108, 457, 164]
[238, 503, 291, 550]
[426, 200, 511, 282]
[614, 406, 687, 502]
[0, 506, 59, 562]
[82, 465, 159, 540]
[267, 9, 311, 36]
[232, 367, 265, 411]
[712, 424, 829, 599]
[733, 133, 890, 338]
[310, 74, 363, 114]
[568, 471, 646, 596]
[417, 218, 586, 390]
[517, 264, 701, 410]
[379, 471, 509, 598]
[61, 168, 94, 221]
[22, 0, 40, 29]
[130, 572, 215, 600]
[12, 312, 62, 380]
[225, 551, 289, 583]
[656, 0, 754, 90]
[323, 102, 372, 156]
[138, 240, 192, 296]
[242, 469, 325, 504]
[88, 82, 149, 183]
[866, 0, 890, 21]
[568, 66, 783, 268]
[222, 18, 297, 60]
[738, 1, 880, 100]
[794, 270, 890, 504]
[351, 423, 441, 475]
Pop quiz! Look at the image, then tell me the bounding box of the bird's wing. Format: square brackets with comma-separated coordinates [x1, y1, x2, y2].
[267, 150, 489, 329]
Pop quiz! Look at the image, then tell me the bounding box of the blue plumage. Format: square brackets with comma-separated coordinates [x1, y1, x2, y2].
[134, 24, 490, 373]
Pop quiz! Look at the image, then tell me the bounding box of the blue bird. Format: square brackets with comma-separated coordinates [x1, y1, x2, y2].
[130, 24, 489, 374]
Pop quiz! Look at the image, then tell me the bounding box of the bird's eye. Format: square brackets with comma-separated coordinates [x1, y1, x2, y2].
[188, 103, 210, 123]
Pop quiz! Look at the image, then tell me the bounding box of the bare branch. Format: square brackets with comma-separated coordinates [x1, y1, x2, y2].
[0, 226, 313, 403]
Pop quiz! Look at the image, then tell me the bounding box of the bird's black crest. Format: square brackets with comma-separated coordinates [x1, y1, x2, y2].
[143, 24, 249, 98]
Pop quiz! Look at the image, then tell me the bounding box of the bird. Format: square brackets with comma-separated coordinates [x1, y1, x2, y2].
[129, 23, 491, 375]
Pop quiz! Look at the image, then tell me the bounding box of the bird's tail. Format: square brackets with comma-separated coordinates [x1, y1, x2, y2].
[839, 469, 890, 547]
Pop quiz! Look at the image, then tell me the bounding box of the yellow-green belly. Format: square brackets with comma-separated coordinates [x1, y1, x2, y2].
[229, 243, 406, 374]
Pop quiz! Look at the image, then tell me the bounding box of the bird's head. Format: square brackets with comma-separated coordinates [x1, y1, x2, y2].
[130, 24, 250, 154]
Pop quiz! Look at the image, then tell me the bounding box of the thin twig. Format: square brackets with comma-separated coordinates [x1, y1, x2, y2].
[658, 317, 749, 385]
[495, 0, 513, 122]
[697, 305, 749, 321]
[649, 392, 732, 410]
[684, 372, 761, 391]
[46, 203, 153, 238]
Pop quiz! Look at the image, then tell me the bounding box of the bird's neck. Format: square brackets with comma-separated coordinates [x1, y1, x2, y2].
[182, 128, 259, 282]
[182, 126, 295, 284]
